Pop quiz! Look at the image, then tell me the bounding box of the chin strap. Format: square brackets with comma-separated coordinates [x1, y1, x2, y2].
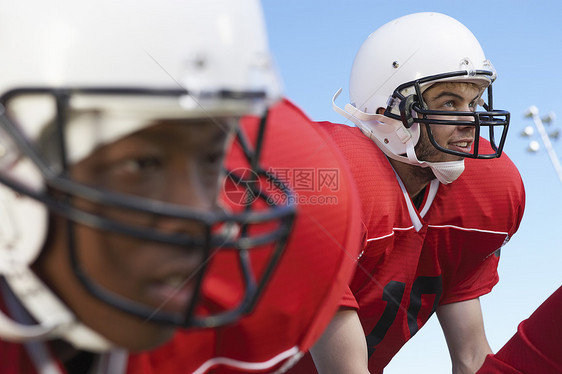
[405, 142, 465, 184]
[425, 160, 465, 184]
[0, 266, 113, 352]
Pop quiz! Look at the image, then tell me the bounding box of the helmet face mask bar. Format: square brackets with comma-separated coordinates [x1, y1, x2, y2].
[386, 70, 510, 159]
[0, 87, 296, 330]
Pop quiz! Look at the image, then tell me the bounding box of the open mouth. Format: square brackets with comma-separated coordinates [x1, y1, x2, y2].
[147, 275, 195, 314]
[449, 140, 473, 153]
[145, 254, 203, 315]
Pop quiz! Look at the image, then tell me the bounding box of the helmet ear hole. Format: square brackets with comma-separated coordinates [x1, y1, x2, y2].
[399, 95, 417, 128]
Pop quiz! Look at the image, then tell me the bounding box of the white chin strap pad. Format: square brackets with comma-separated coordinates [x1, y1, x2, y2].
[405, 142, 465, 184]
[426, 159, 465, 184]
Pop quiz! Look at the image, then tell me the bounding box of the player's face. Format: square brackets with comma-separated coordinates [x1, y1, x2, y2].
[415, 82, 482, 163]
[37, 118, 233, 351]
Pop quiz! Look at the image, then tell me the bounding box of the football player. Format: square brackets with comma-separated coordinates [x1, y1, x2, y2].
[288, 12, 526, 374]
[0, 0, 362, 373]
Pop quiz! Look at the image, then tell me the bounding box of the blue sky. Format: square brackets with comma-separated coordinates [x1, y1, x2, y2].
[262, 1, 562, 372]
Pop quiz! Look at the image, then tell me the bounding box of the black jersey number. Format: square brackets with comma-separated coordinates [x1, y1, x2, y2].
[366, 275, 442, 357]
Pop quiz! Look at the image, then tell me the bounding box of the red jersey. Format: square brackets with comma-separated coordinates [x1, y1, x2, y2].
[0, 100, 363, 373]
[290, 122, 525, 373]
[477, 285, 562, 374]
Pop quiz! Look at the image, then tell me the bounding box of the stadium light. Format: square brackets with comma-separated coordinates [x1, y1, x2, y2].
[522, 106, 562, 185]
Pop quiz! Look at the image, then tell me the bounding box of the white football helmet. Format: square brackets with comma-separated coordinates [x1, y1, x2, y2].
[0, 0, 295, 351]
[333, 12, 509, 184]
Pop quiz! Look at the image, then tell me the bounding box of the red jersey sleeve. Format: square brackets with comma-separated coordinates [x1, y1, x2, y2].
[477, 286, 562, 373]
[440, 252, 499, 305]
[340, 285, 359, 310]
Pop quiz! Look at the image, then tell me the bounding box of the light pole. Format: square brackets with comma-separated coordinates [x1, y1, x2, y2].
[523, 106, 562, 186]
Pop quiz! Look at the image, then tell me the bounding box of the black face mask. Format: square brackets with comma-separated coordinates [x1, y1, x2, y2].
[386, 71, 510, 159]
[0, 87, 297, 329]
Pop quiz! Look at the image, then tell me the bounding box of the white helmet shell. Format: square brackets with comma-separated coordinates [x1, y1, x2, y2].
[0, 0, 281, 116]
[350, 12, 493, 118]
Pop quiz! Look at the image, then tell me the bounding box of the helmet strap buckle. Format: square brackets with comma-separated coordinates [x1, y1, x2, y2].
[399, 94, 417, 128]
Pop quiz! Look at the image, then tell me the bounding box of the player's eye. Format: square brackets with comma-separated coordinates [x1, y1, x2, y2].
[441, 100, 455, 109]
[110, 155, 164, 179]
[123, 157, 162, 173]
[204, 151, 224, 166]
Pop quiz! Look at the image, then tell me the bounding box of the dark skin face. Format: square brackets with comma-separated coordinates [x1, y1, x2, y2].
[34, 118, 233, 353]
[388, 81, 483, 198]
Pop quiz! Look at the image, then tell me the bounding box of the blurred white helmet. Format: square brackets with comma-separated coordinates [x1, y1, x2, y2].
[333, 12, 509, 183]
[0, 0, 294, 352]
